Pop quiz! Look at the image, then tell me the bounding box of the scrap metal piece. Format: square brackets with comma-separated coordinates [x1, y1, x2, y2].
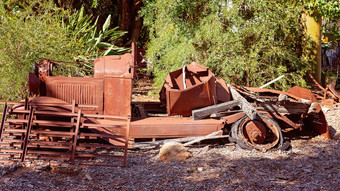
[244, 120, 267, 144]
[216, 77, 231, 103]
[160, 62, 217, 116]
[28, 73, 41, 95]
[287, 86, 332, 139]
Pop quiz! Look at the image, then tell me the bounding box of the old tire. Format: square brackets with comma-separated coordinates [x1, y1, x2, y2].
[229, 114, 287, 151]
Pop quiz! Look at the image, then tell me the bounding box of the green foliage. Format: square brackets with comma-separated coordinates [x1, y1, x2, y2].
[0, 0, 126, 101]
[305, 0, 340, 46]
[63, 6, 129, 62]
[142, 0, 314, 92]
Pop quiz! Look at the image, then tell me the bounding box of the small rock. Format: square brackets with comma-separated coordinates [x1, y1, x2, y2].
[197, 167, 203, 172]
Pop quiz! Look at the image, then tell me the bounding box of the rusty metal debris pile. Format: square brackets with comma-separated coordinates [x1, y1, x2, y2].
[307, 72, 339, 105]
[0, 42, 335, 166]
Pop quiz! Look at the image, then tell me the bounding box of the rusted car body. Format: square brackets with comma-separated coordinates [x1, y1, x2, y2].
[0, 43, 332, 165]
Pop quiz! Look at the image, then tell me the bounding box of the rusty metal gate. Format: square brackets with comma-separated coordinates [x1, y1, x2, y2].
[0, 100, 130, 167]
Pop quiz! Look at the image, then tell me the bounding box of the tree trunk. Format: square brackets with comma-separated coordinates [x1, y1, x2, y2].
[119, 0, 132, 44]
[119, 0, 143, 45]
[130, 0, 143, 43]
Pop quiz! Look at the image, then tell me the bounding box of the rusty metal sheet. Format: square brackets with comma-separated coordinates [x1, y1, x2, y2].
[28, 73, 41, 95]
[287, 86, 318, 102]
[96, 112, 244, 139]
[216, 77, 231, 103]
[45, 77, 104, 114]
[160, 62, 217, 116]
[286, 86, 332, 139]
[104, 78, 132, 117]
[130, 117, 223, 138]
[243, 87, 302, 101]
[94, 43, 136, 79]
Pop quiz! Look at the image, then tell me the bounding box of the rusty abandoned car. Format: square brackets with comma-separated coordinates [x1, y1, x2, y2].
[0, 43, 332, 166]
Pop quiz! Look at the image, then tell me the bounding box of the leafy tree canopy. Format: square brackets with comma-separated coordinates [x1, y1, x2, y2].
[142, 0, 328, 92]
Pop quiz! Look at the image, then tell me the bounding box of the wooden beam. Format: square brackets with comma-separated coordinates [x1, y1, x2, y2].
[229, 87, 258, 120]
[192, 100, 240, 120]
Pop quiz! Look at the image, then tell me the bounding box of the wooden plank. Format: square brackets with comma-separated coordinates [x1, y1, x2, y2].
[192, 100, 240, 120]
[256, 102, 309, 114]
[230, 87, 258, 120]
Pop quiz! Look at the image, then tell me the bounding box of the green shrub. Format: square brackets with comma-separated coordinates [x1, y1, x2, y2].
[142, 0, 314, 92]
[0, 0, 126, 101]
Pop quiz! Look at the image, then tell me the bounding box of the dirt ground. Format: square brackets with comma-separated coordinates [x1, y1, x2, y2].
[0, 104, 339, 191]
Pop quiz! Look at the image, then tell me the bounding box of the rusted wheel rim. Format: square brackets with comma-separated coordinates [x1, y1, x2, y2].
[238, 116, 281, 151]
[244, 120, 267, 144]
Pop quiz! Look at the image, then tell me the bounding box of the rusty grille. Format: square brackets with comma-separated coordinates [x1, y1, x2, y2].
[53, 84, 96, 104]
[46, 77, 104, 114]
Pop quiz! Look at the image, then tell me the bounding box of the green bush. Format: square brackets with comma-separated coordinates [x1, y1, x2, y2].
[142, 0, 314, 92]
[0, 0, 127, 101]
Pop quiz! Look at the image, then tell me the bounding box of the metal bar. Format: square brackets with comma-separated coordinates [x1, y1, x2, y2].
[27, 144, 71, 149]
[10, 110, 77, 117]
[28, 140, 71, 146]
[1, 139, 25, 143]
[183, 130, 223, 146]
[3, 129, 27, 133]
[0, 149, 23, 153]
[71, 100, 76, 124]
[123, 115, 131, 167]
[30, 130, 76, 136]
[71, 110, 82, 164]
[0, 143, 22, 147]
[26, 150, 72, 155]
[183, 65, 187, 89]
[0, 103, 8, 141]
[0, 101, 98, 109]
[6, 119, 76, 127]
[76, 153, 125, 159]
[83, 114, 128, 120]
[11, 110, 127, 120]
[77, 143, 125, 149]
[78, 133, 125, 139]
[82, 123, 126, 129]
[259, 75, 285, 88]
[21, 107, 35, 162]
[25, 155, 70, 160]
